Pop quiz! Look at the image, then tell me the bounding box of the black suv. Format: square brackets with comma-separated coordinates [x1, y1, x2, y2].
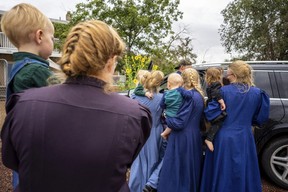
[159, 61, 288, 189]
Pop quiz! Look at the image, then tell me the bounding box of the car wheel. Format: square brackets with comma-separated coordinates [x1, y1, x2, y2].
[261, 136, 288, 189]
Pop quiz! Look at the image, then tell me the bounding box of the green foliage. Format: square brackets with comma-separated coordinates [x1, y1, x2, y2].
[53, 22, 72, 51]
[150, 26, 197, 75]
[70, 0, 183, 55]
[220, 0, 288, 60]
[52, 0, 197, 78]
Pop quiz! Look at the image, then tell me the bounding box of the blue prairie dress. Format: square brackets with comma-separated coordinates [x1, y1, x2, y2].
[129, 93, 164, 192]
[200, 83, 270, 192]
[158, 89, 204, 192]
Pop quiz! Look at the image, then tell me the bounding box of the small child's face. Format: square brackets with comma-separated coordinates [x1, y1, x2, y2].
[39, 21, 55, 60]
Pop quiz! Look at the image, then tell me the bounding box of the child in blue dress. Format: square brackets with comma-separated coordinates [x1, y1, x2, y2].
[204, 67, 227, 151]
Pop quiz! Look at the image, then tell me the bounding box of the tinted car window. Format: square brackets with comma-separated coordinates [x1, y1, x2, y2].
[253, 71, 273, 97]
[276, 71, 288, 98]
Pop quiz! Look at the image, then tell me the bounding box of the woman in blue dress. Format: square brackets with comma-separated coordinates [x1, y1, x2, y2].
[200, 60, 270, 192]
[158, 68, 205, 192]
[129, 70, 165, 192]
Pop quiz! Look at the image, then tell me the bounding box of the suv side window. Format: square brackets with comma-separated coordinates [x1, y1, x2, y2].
[253, 71, 273, 97]
[275, 71, 288, 98]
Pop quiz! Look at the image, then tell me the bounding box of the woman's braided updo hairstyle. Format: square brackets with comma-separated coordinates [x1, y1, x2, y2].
[144, 70, 164, 93]
[136, 70, 150, 85]
[181, 68, 205, 99]
[58, 20, 125, 78]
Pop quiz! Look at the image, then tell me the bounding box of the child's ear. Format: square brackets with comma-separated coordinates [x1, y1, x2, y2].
[35, 29, 43, 44]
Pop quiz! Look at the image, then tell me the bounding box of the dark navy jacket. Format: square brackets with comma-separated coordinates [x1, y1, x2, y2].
[1, 76, 152, 192]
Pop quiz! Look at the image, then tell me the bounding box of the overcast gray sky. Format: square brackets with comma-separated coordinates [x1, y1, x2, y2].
[0, 0, 234, 63]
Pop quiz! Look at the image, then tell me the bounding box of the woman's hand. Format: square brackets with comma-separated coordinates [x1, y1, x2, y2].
[205, 139, 214, 152]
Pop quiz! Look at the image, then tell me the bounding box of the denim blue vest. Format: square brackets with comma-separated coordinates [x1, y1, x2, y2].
[6, 57, 49, 100]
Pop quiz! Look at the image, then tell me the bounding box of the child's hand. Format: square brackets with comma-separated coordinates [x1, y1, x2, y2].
[218, 99, 226, 110]
[220, 103, 226, 110]
[161, 131, 170, 140]
[161, 132, 169, 140]
[145, 92, 153, 99]
[205, 139, 214, 152]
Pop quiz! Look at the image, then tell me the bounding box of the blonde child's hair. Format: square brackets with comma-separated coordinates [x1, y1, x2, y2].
[46, 72, 66, 86]
[228, 60, 254, 86]
[181, 68, 205, 99]
[205, 67, 223, 85]
[136, 70, 150, 85]
[58, 20, 126, 93]
[144, 70, 164, 93]
[1, 3, 53, 48]
[167, 73, 183, 88]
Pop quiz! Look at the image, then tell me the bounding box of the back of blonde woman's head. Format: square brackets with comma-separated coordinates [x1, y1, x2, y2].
[205, 67, 223, 85]
[58, 20, 125, 77]
[182, 68, 204, 98]
[1, 3, 52, 48]
[228, 60, 253, 86]
[144, 70, 164, 93]
[136, 70, 150, 85]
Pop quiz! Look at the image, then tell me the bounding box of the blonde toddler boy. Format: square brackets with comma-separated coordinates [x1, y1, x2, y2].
[1, 3, 55, 189]
[160, 73, 184, 139]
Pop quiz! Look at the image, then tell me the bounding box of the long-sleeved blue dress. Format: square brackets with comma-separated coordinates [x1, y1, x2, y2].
[158, 89, 204, 192]
[129, 93, 164, 192]
[200, 83, 270, 192]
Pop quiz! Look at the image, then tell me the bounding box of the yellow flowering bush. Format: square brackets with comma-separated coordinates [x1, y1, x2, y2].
[123, 54, 150, 89]
[152, 65, 158, 70]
